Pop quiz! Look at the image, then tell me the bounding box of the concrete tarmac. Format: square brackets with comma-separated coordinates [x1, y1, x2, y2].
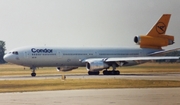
[0, 73, 180, 81]
[0, 73, 180, 105]
[0, 88, 180, 105]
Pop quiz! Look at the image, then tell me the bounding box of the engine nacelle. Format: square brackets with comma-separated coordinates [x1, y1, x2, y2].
[134, 36, 141, 44]
[134, 35, 174, 49]
[86, 61, 109, 72]
[57, 66, 78, 72]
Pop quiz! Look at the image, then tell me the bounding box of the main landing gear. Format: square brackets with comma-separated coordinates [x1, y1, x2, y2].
[103, 63, 120, 75]
[30, 67, 36, 77]
[87, 70, 120, 75]
[87, 63, 120, 75]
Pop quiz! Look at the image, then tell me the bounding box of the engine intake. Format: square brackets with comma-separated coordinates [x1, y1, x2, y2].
[86, 61, 109, 72]
[134, 36, 141, 44]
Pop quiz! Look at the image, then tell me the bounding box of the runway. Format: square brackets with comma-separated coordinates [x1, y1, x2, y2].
[0, 88, 180, 105]
[0, 73, 180, 81]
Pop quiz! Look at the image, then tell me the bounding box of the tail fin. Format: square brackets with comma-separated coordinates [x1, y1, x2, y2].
[147, 14, 171, 36]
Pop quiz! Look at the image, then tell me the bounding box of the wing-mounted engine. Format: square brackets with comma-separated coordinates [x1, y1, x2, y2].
[57, 66, 78, 72]
[86, 61, 109, 72]
[134, 35, 174, 49]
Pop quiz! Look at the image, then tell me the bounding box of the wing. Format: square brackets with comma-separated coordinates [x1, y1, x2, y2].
[105, 56, 180, 62]
[82, 56, 180, 63]
[81, 48, 180, 63]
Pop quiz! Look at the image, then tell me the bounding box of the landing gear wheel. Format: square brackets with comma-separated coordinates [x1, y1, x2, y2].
[31, 73, 36, 77]
[103, 70, 120, 75]
[30, 67, 36, 77]
[88, 71, 100, 75]
[112, 71, 120, 75]
[103, 70, 109, 75]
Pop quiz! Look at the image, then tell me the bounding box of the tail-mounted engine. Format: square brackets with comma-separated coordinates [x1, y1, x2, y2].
[134, 35, 174, 49]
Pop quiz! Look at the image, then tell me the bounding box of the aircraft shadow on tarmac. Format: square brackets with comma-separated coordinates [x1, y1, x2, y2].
[38, 73, 179, 77]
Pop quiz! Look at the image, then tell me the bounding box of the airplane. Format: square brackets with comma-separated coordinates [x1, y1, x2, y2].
[3, 14, 180, 77]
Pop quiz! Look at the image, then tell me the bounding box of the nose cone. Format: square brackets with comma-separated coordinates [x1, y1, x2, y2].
[3, 54, 11, 62]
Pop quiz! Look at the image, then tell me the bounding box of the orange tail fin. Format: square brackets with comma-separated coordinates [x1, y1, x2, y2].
[147, 14, 171, 36]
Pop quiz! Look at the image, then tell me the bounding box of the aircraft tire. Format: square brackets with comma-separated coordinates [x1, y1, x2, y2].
[88, 71, 100, 75]
[31, 73, 36, 77]
[103, 70, 109, 75]
[115, 71, 120, 75]
[103, 70, 120, 75]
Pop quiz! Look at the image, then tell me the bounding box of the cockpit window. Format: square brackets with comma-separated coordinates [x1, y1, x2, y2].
[12, 51, 19, 55]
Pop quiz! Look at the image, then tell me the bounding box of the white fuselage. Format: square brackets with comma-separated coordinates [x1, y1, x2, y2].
[4, 46, 161, 68]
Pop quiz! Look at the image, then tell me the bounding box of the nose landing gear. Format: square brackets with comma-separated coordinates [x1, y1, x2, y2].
[30, 67, 36, 77]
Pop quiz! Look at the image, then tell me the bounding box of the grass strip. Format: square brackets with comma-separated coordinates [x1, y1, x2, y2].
[0, 79, 180, 93]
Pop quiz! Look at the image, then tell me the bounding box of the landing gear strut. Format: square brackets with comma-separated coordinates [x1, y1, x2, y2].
[30, 67, 36, 77]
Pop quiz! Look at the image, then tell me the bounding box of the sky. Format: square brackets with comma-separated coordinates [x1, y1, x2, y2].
[0, 0, 180, 52]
